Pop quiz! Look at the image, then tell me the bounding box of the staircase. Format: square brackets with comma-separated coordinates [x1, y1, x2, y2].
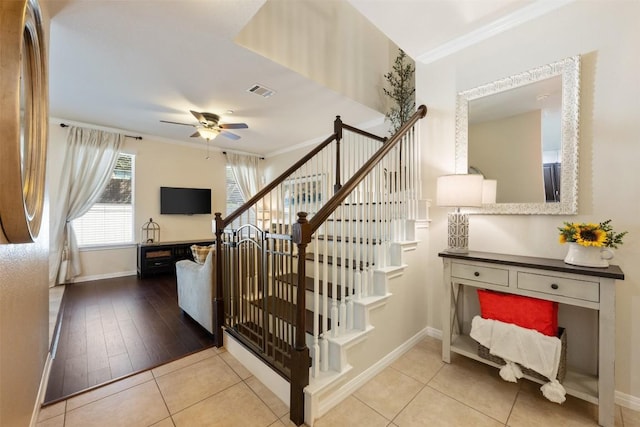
[213, 106, 428, 425]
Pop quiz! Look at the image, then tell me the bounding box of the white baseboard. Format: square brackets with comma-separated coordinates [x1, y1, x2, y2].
[30, 352, 53, 427]
[425, 326, 442, 340]
[427, 327, 640, 411]
[72, 270, 137, 283]
[616, 390, 640, 412]
[312, 327, 430, 423]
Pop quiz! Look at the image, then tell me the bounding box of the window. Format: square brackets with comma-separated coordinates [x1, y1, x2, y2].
[226, 165, 255, 227]
[72, 153, 134, 247]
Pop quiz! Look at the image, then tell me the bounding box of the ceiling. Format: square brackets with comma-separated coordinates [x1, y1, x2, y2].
[45, 0, 558, 156]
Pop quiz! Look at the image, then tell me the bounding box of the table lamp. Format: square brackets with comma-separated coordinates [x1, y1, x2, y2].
[436, 174, 484, 253]
[482, 179, 497, 204]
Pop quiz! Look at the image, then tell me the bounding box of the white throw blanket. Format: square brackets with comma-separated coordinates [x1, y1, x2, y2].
[470, 315, 566, 403]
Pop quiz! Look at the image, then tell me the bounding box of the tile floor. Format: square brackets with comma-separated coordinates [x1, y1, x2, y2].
[36, 336, 640, 427]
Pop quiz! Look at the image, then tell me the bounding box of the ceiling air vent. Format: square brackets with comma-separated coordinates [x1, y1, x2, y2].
[247, 84, 275, 98]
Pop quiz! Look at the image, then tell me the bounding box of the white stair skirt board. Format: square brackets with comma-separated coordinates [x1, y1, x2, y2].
[390, 240, 419, 267]
[415, 218, 432, 229]
[352, 294, 392, 334]
[326, 326, 375, 373]
[223, 329, 290, 409]
[304, 327, 431, 426]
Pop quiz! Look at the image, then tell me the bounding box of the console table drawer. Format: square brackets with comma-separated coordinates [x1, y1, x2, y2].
[517, 272, 599, 302]
[451, 262, 509, 286]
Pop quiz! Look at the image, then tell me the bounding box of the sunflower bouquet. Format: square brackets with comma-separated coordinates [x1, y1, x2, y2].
[558, 219, 627, 248]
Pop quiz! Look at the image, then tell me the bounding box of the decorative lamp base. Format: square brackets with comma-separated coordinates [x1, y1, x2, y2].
[446, 211, 469, 253]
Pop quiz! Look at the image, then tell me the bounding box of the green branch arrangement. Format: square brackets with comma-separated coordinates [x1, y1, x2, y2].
[383, 49, 415, 135]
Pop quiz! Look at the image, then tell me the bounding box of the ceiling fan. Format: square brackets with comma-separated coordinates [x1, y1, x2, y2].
[160, 110, 248, 141]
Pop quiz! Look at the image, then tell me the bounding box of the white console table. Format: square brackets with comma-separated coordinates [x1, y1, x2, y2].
[439, 251, 624, 427]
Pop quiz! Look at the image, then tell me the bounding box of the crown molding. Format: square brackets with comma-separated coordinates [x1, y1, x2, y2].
[416, 0, 575, 65]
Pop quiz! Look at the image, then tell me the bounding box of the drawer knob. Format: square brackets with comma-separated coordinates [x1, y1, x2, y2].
[474, 271, 480, 277]
[551, 283, 559, 290]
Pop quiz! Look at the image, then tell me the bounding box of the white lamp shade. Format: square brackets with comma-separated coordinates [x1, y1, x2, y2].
[482, 179, 497, 204]
[436, 174, 484, 207]
[197, 127, 218, 140]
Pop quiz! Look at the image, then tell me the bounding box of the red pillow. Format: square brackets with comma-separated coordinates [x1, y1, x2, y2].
[477, 289, 558, 336]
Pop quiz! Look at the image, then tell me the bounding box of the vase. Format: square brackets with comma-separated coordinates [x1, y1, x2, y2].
[564, 242, 614, 268]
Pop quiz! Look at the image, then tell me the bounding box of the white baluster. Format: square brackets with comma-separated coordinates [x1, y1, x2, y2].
[331, 208, 338, 338]
[321, 221, 329, 371]
[312, 236, 320, 378]
[339, 204, 346, 336]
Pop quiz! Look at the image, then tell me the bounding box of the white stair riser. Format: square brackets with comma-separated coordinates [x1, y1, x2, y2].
[320, 219, 413, 243]
[330, 204, 407, 220]
[312, 242, 376, 260]
[304, 260, 362, 285]
[322, 222, 386, 239]
[305, 246, 398, 275]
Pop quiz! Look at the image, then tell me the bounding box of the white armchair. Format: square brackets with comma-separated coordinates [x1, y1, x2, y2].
[176, 249, 215, 334]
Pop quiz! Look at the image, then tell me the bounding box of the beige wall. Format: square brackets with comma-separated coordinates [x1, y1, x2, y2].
[0, 220, 49, 427]
[0, 0, 51, 425]
[236, 0, 398, 114]
[418, 1, 640, 400]
[0, 211, 50, 427]
[48, 123, 227, 280]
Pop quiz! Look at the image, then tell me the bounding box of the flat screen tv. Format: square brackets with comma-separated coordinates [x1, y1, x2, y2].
[160, 187, 211, 215]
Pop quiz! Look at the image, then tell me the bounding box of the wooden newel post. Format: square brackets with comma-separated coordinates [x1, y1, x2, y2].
[334, 115, 342, 193]
[290, 212, 311, 426]
[213, 212, 225, 348]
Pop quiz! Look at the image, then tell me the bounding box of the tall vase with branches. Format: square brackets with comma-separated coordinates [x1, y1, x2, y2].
[383, 49, 415, 135]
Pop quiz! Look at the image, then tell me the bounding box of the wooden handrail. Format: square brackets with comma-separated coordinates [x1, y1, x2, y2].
[341, 122, 387, 143]
[221, 132, 337, 228]
[307, 105, 427, 237]
[220, 115, 389, 229]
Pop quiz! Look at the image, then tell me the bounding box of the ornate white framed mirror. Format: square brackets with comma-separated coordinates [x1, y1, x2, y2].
[455, 56, 580, 215]
[0, 0, 48, 242]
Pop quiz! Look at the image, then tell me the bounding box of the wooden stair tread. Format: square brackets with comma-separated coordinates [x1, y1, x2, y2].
[341, 201, 405, 206]
[326, 218, 387, 222]
[275, 272, 343, 299]
[250, 295, 331, 335]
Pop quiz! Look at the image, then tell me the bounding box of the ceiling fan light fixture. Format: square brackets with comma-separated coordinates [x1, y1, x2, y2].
[197, 127, 218, 140]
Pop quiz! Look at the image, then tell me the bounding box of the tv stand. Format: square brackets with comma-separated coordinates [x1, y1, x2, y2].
[137, 239, 214, 278]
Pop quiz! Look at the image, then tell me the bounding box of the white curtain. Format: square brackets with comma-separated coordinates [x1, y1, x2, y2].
[49, 126, 124, 286]
[225, 152, 261, 203]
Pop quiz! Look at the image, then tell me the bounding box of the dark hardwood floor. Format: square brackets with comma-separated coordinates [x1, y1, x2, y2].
[44, 274, 216, 404]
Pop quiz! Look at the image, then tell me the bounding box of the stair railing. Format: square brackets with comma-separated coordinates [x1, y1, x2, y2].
[212, 105, 426, 425]
[290, 105, 427, 424]
[212, 116, 388, 420]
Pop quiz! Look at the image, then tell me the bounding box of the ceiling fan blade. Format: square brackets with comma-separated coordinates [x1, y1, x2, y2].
[160, 120, 195, 127]
[220, 130, 241, 140]
[190, 131, 200, 138]
[219, 123, 248, 130]
[190, 110, 207, 124]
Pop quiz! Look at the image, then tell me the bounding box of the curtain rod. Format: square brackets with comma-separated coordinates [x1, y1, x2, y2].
[59, 123, 143, 140]
[222, 151, 264, 160]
